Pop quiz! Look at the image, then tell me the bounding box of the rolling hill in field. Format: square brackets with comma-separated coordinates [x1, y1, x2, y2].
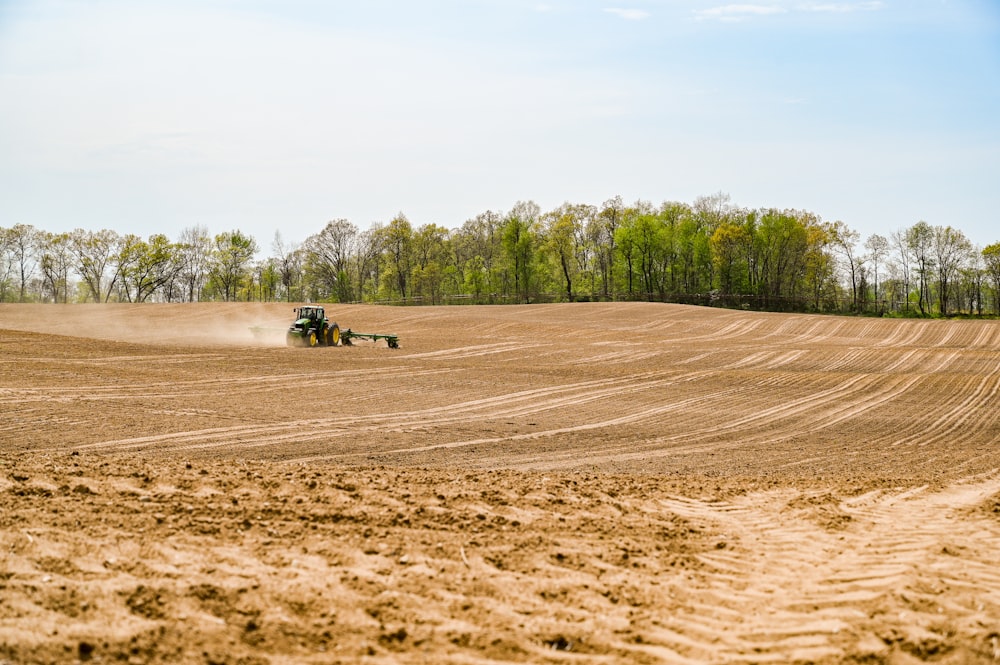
[2, 302, 999, 663]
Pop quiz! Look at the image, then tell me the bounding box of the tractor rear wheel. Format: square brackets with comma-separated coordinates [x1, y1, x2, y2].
[328, 323, 340, 346]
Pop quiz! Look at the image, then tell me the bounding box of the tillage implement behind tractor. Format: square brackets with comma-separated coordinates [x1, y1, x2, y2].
[284, 305, 399, 349]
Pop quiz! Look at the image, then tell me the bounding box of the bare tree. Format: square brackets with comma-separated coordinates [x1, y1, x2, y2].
[177, 226, 212, 302]
[273, 230, 303, 302]
[827, 221, 863, 312]
[889, 228, 912, 313]
[960, 248, 985, 316]
[692, 191, 733, 230]
[39, 231, 74, 303]
[865, 234, 889, 314]
[0, 228, 13, 302]
[7, 224, 39, 302]
[354, 225, 383, 302]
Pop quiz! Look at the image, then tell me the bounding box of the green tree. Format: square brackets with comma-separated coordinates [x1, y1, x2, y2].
[70, 228, 120, 302]
[932, 225, 971, 316]
[618, 201, 666, 299]
[614, 220, 638, 297]
[711, 221, 751, 295]
[411, 223, 451, 303]
[983, 243, 1000, 315]
[116, 233, 179, 302]
[304, 220, 357, 302]
[687, 192, 732, 292]
[542, 204, 583, 301]
[803, 222, 835, 311]
[655, 202, 687, 295]
[749, 210, 799, 306]
[568, 203, 595, 299]
[594, 196, 623, 298]
[462, 254, 487, 300]
[453, 211, 503, 301]
[906, 221, 936, 316]
[253, 258, 281, 302]
[502, 201, 539, 303]
[378, 214, 413, 300]
[676, 209, 715, 294]
[210, 230, 259, 302]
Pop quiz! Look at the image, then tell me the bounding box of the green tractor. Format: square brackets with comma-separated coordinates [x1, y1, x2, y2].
[283, 305, 400, 348]
[286, 305, 340, 347]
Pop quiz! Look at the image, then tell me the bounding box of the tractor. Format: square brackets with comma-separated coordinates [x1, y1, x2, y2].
[283, 305, 400, 348]
[286, 305, 340, 347]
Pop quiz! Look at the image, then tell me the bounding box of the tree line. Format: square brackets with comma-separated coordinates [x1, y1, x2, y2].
[3, 193, 1000, 316]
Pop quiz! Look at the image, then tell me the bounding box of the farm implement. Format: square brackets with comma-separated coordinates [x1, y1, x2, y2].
[282, 305, 399, 349]
[339, 329, 400, 348]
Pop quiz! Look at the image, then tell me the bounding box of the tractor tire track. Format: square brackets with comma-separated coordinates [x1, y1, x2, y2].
[642, 475, 1000, 663]
[67, 372, 687, 454]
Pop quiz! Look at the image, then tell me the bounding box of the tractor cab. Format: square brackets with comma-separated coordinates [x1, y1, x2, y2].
[294, 305, 325, 324]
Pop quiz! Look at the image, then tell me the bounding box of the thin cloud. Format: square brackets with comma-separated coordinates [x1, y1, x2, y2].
[801, 1, 885, 12]
[604, 8, 651, 20]
[694, 4, 788, 22]
[694, 1, 885, 22]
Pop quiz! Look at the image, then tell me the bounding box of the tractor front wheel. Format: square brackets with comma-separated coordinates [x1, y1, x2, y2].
[307, 331, 318, 347]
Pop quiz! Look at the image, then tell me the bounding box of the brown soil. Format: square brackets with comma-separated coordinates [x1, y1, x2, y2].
[2, 302, 999, 664]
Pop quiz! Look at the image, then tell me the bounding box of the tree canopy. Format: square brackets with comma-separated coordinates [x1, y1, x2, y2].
[3, 194, 997, 317]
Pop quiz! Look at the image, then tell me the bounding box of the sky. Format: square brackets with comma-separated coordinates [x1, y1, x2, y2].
[1, 0, 998, 250]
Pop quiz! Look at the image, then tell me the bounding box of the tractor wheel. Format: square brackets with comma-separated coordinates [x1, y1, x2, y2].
[307, 331, 318, 347]
[328, 323, 341, 346]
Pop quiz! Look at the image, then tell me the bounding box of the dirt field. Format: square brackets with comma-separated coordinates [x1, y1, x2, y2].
[2, 301, 999, 664]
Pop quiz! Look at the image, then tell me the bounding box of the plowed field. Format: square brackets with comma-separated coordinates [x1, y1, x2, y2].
[2, 302, 999, 664]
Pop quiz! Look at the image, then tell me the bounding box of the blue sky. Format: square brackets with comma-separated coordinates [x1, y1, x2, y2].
[1, 0, 998, 249]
